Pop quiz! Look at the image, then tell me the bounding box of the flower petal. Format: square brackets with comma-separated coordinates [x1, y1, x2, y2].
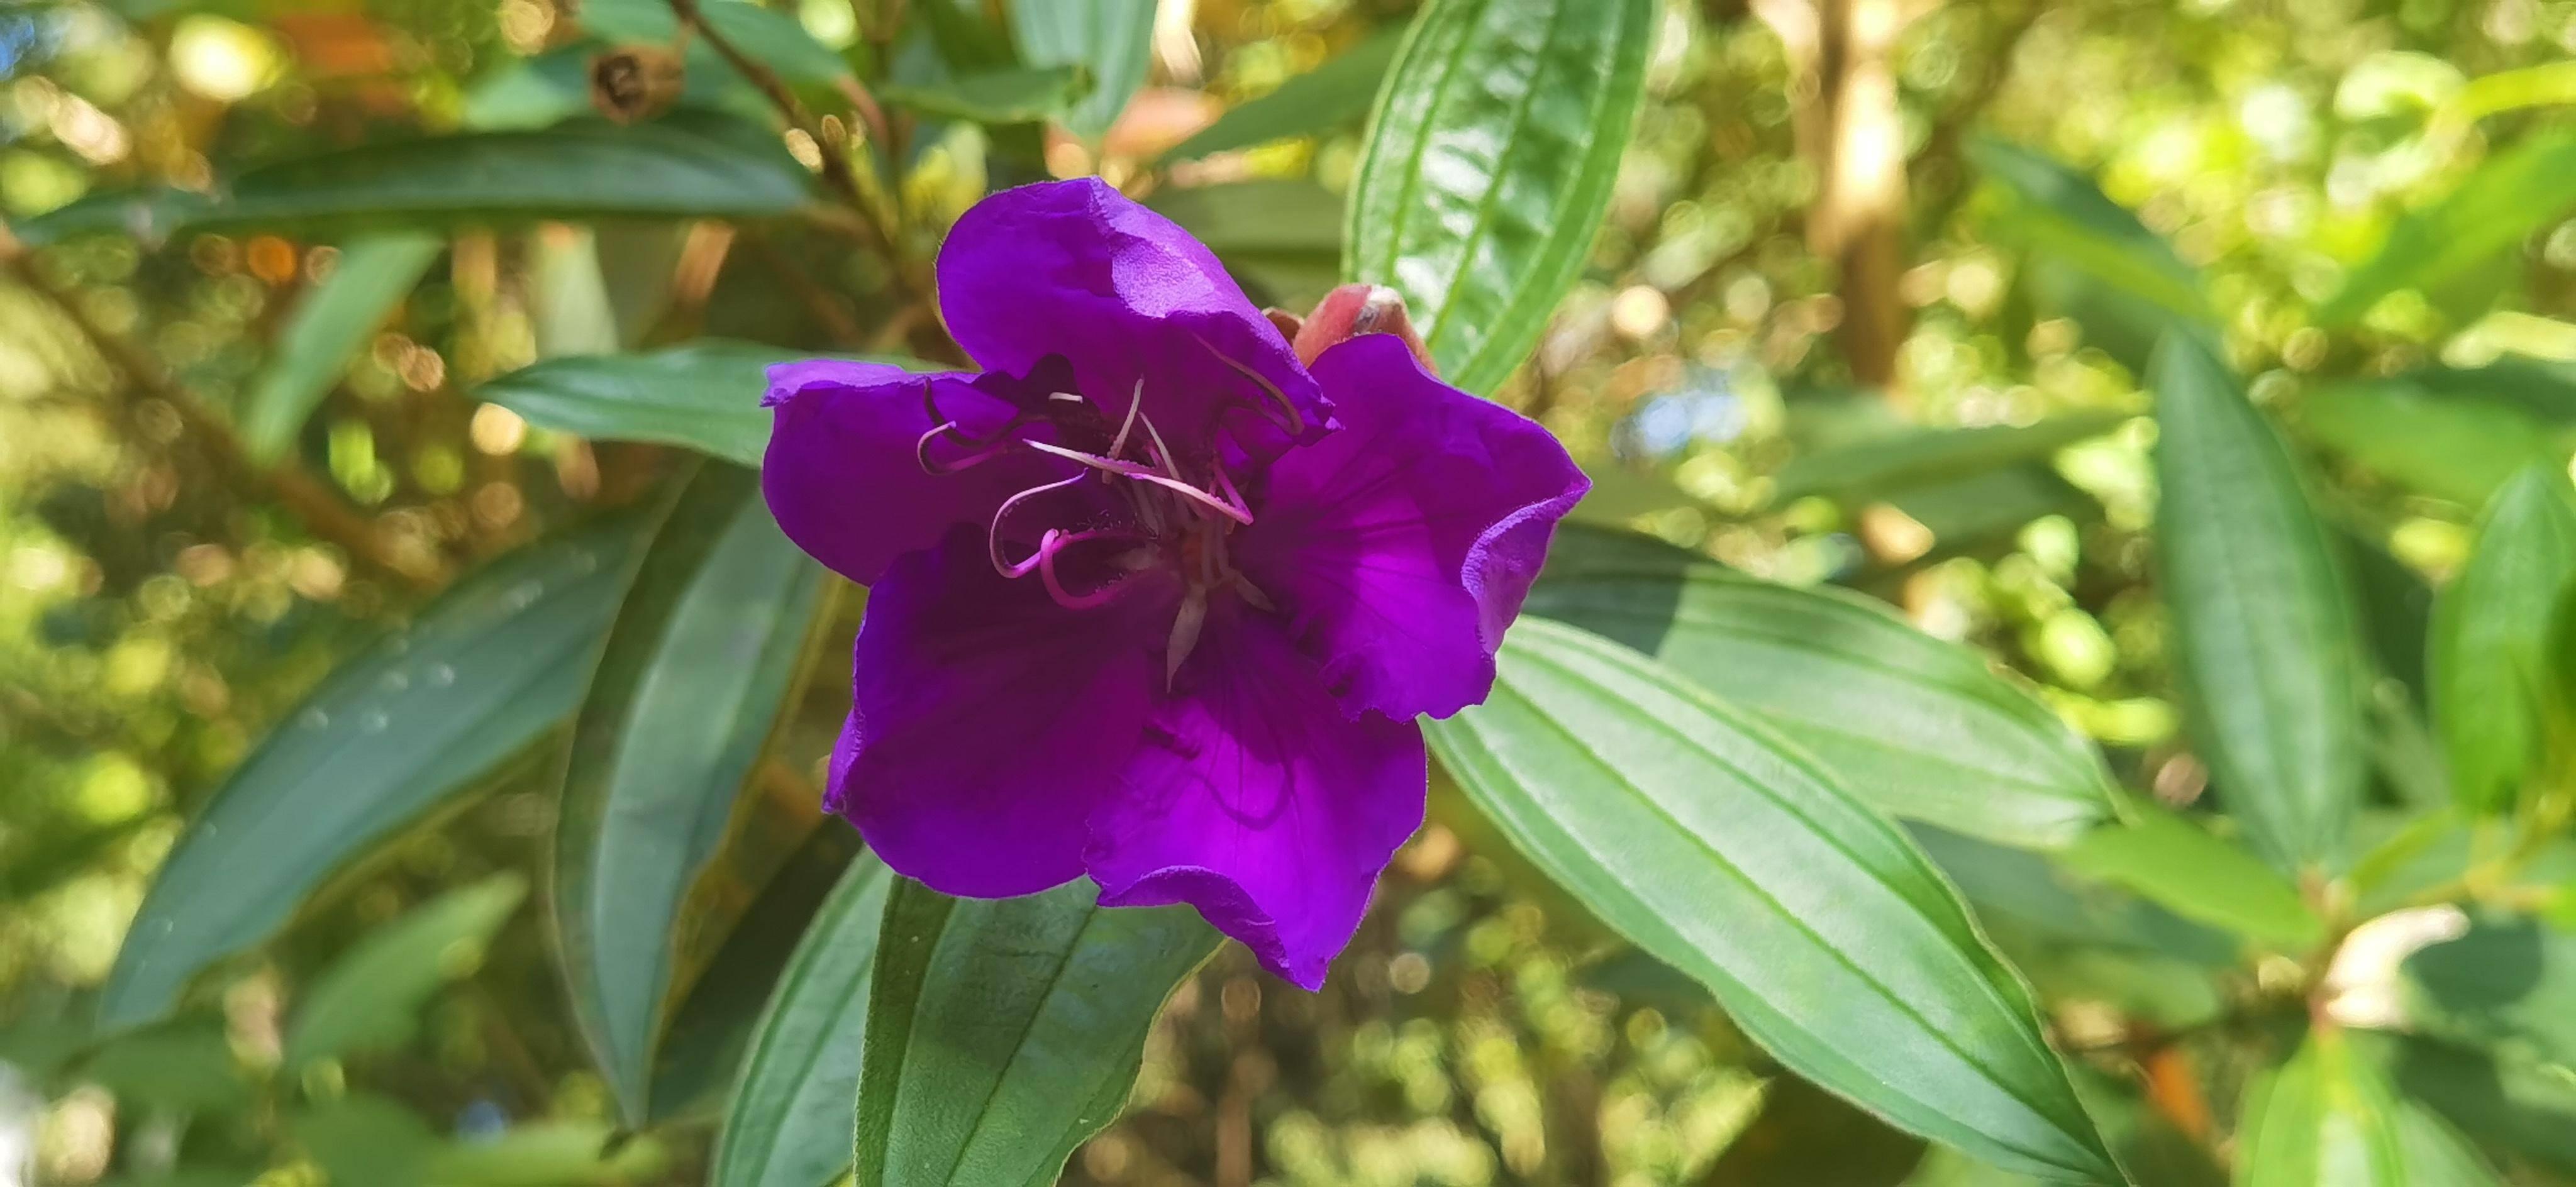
[1236, 334, 1589, 719]
[935, 177, 1331, 465]
[1086, 604, 1427, 990]
[762, 358, 1068, 585]
[831, 527, 1174, 898]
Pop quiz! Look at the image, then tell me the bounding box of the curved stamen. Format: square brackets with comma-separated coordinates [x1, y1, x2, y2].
[1040, 545, 1135, 609]
[986, 472, 1093, 577]
[1191, 331, 1305, 438]
[1106, 378, 1146, 460]
[1021, 439, 1253, 526]
[916, 421, 1025, 475]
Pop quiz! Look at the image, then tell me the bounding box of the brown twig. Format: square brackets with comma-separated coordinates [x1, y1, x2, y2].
[1, 226, 448, 588]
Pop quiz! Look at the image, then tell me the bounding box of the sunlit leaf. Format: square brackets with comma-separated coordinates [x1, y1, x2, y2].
[1425, 619, 2119, 1183]
[554, 463, 829, 1124]
[1768, 412, 2133, 505]
[479, 341, 931, 467]
[580, 0, 854, 86]
[2062, 805, 2323, 950]
[1968, 138, 2208, 319]
[1528, 526, 2118, 848]
[2301, 378, 2575, 507]
[238, 232, 443, 466]
[99, 521, 648, 1030]
[853, 880, 1220, 1187]
[711, 854, 893, 1187]
[2235, 1027, 2497, 1186]
[879, 65, 1091, 125]
[1346, 0, 1657, 395]
[2431, 464, 2576, 812]
[2150, 332, 2366, 872]
[2319, 128, 2576, 326]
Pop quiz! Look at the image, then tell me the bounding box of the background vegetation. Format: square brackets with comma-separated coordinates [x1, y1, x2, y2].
[3, 0, 2575, 1184]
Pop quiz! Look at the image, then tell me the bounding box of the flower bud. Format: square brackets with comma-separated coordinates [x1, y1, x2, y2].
[589, 45, 685, 125]
[1279, 284, 1435, 373]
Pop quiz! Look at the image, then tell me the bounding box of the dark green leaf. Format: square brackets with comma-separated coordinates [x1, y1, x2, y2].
[2150, 332, 2366, 872]
[555, 463, 828, 1123]
[2432, 464, 2576, 812]
[292, 1095, 443, 1187]
[879, 65, 1091, 125]
[18, 116, 811, 248]
[1528, 526, 2118, 848]
[1769, 412, 2132, 506]
[2061, 806, 2323, 950]
[479, 341, 930, 467]
[1008, 0, 1156, 138]
[1162, 32, 1404, 162]
[1424, 619, 2119, 1183]
[1147, 179, 1343, 310]
[1346, 0, 1657, 395]
[2387, 1034, 2576, 1174]
[2319, 128, 2576, 326]
[1909, 825, 2238, 967]
[282, 873, 527, 1070]
[650, 825, 863, 1122]
[711, 855, 894, 1187]
[100, 521, 648, 1030]
[2404, 912, 2576, 1073]
[80, 1022, 251, 1113]
[853, 880, 1220, 1187]
[1967, 138, 2208, 319]
[238, 233, 443, 465]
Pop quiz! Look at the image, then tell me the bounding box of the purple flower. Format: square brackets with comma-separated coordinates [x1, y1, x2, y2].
[760, 179, 1587, 988]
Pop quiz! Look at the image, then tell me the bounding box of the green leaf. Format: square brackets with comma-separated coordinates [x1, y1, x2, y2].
[479, 341, 930, 467]
[879, 65, 1092, 125]
[711, 854, 894, 1187]
[579, 0, 853, 86]
[1162, 31, 1404, 162]
[428, 1121, 670, 1186]
[2062, 805, 2323, 950]
[80, 1022, 252, 1113]
[1146, 179, 1343, 309]
[2301, 378, 2576, 507]
[1346, 0, 1657, 395]
[2403, 912, 2576, 1073]
[238, 233, 443, 465]
[282, 874, 527, 1071]
[1527, 526, 2118, 848]
[554, 463, 828, 1124]
[650, 825, 863, 1122]
[99, 521, 648, 1030]
[853, 880, 1220, 1187]
[1424, 619, 2119, 1183]
[1768, 412, 2133, 507]
[1909, 826, 2239, 967]
[1967, 138, 2209, 319]
[18, 116, 811, 248]
[1008, 0, 1156, 138]
[292, 1095, 445, 1187]
[2431, 465, 2576, 812]
[2319, 128, 2576, 326]
[2387, 1033, 2576, 1175]
[2150, 332, 2366, 872]
[2235, 1028, 2496, 1186]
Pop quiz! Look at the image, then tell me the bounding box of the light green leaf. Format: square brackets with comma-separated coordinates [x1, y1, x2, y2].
[99, 521, 648, 1030]
[580, 0, 853, 86]
[853, 880, 1221, 1187]
[282, 874, 527, 1071]
[1909, 826, 2240, 968]
[2403, 912, 2576, 1073]
[1967, 138, 2209, 319]
[1528, 526, 2117, 848]
[1769, 412, 2133, 506]
[81, 1022, 252, 1114]
[292, 1095, 445, 1187]
[1147, 179, 1343, 310]
[554, 463, 828, 1124]
[238, 233, 443, 465]
[2301, 379, 2576, 507]
[2432, 465, 2576, 812]
[879, 65, 1091, 125]
[2234, 1028, 2496, 1186]
[2320, 128, 2576, 326]
[2150, 332, 2366, 872]
[711, 855, 894, 1187]
[1162, 31, 1404, 162]
[428, 1121, 670, 1186]
[1346, 0, 1657, 395]
[18, 115, 811, 248]
[2062, 806, 2323, 951]
[1008, 0, 1156, 138]
[1425, 619, 2119, 1183]
[479, 341, 931, 467]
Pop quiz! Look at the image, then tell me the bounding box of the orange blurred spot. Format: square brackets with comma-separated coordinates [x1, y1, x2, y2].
[246, 235, 299, 285]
